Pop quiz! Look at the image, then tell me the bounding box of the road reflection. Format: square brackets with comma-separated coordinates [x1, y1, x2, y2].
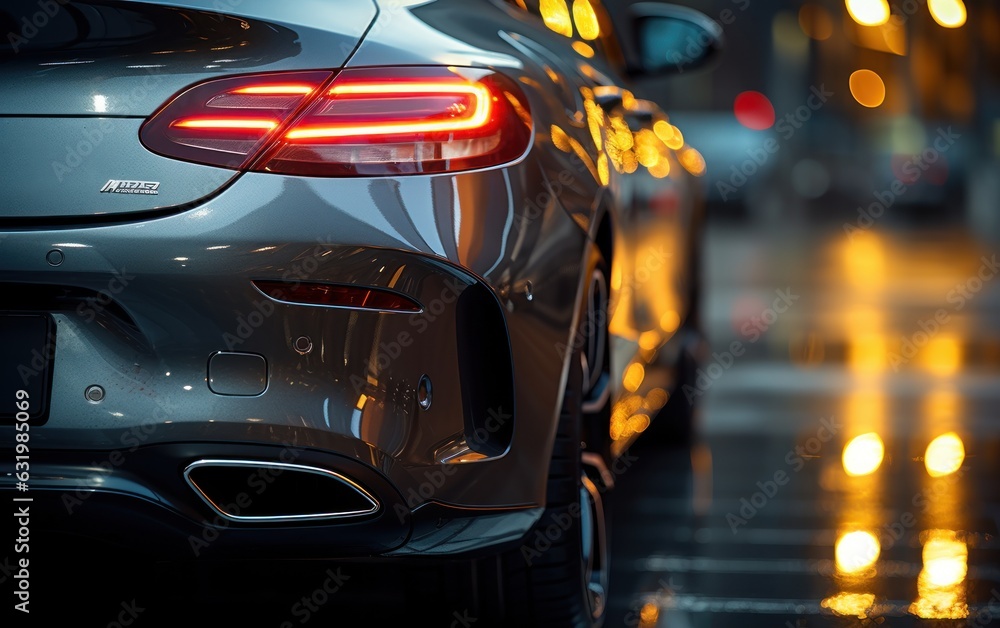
[608, 225, 1000, 626]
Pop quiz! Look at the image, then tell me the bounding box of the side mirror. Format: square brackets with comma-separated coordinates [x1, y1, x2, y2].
[629, 3, 724, 76]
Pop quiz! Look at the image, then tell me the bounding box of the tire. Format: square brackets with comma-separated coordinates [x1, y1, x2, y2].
[491, 248, 610, 628]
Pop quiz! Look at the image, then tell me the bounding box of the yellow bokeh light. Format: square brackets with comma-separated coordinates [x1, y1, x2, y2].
[836, 530, 881, 574]
[928, 0, 967, 28]
[842, 432, 885, 476]
[572, 0, 600, 40]
[597, 153, 610, 185]
[628, 413, 651, 433]
[621, 89, 637, 111]
[539, 0, 573, 37]
[849, 69, 886, 108]
[660, 310, 680, 333]
[638, 330, 661, 351]
[634, 129, 661, 167]
[623, 362, 645, 392]
[821, 592, 875, 618]
[550, 125, 572, 153]
[910, 530, 969, 619]
[644, 388, 669, 411]
[845, 0, 890, 26]
[639, 602, 659, 627]
[611, 393, 644, 441]
[652, 119, 673, 142]
[923, 532, 967, 587]
[610, 416, 625, 440]
[679, 147, 706, 176]
[921, 335, 962, 376]
[653, 122, 684, 150]
[648, 156, 671, 179]
[571, 40, 594, 58]
[924, 432, 965, 477]
[584, 98, 604, 151]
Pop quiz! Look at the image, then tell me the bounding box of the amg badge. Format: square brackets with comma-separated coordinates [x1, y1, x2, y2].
[100, 180, 160, 195]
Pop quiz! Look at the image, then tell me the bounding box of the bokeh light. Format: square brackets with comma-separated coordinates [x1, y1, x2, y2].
[836, 530, 881, 574]
[921, 530, 967, 587]
[539, 0, 573, 37]
[845, 0, 890, 26]
[653, 119, 684, 149]
[571, 41, 594, 58]
[572, 0, 600, 39]
[623, 362, 645, 392]
[850, 69, 886, 108]
[910, 530, 969, 619]
[660, 310, 680, 333]
[925, 432, 965, 477]
[843, 432, 885, 476]
[821, 592, 875, 618]
[639, 602, 659, 627]
[678, 146, 706, 176]
[928, 0, 967, 28]
[734, 91, 775, 130]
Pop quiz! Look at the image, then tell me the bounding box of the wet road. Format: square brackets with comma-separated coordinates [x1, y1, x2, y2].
[607, 222, 1000, 626]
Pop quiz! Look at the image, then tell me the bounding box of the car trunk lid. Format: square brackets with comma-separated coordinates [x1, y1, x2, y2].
[0, 0, 376, 220]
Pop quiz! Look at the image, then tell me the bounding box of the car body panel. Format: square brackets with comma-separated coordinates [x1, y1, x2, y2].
[2, 156, 589, 511]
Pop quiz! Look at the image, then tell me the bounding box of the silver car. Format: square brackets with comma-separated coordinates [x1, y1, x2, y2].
[0, 0, 719, 624]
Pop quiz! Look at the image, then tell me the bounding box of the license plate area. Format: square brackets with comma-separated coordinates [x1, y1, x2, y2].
[1, 314, 54, 425]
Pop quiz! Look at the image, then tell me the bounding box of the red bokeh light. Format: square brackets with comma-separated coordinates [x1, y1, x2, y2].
[734, 91, 776, 130]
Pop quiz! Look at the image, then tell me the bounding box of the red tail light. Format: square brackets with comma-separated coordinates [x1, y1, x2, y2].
[141, 67, 532, 176]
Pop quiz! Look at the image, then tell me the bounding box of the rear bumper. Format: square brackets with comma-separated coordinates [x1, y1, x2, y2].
[0, 440, 541, 559]
[0, 165, 588, 555]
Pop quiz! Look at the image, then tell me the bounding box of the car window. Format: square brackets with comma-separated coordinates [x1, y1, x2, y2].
[501, 0, 624, 68]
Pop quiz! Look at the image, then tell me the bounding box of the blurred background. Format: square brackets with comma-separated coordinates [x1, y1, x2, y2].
[601, 1, 1000, 626]
[624, 0, 999, 230]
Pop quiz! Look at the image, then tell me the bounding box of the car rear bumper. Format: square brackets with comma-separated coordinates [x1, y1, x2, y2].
[0, 165, 589, 554]
[0, 440, 541, 559]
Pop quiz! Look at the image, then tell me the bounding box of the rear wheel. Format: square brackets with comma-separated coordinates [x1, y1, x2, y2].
[493, 248, 610, 627]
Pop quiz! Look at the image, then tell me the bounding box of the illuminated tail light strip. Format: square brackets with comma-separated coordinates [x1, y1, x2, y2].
[171, 118, 280, 131]
[141, 67, 532, 176]
[283, 81, 493, 140]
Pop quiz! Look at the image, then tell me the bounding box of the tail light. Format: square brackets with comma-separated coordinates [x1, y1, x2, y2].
[140, 67, 532, 176]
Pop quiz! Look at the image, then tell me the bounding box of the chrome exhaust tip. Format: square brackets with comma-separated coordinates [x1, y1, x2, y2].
[183, 459, 380, 523]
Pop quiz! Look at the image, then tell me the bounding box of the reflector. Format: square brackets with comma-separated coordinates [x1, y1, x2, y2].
[253, 281, 423, 312]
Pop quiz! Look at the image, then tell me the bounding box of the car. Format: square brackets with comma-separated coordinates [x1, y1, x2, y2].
[0, 0, 719, 624]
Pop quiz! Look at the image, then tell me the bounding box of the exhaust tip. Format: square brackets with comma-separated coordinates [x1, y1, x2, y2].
[183, 459, 380, 523]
